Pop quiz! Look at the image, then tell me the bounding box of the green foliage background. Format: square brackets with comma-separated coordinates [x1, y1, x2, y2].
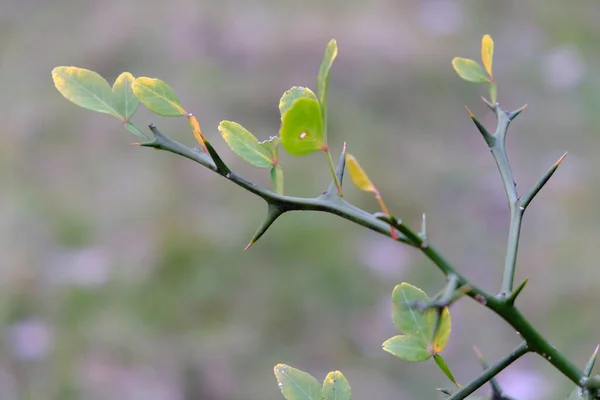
[1, 1, 600, 399]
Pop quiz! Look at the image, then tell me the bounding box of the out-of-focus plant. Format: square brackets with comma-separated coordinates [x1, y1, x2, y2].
[52, 35, 599, 399]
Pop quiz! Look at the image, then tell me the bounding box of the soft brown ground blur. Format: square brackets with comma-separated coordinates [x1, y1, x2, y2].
[2, 1, 600, 399]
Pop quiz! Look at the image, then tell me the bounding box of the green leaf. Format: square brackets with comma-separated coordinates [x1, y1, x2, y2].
[322, 371, 351, 400]
[317, 39, 338, 118]
[52, 66, 120, 118]
[279, 86, 319, 117]
[258, 136, 281, 163]
[132, 77, 186, 116]
[280, 97, 325, 156]
[124, 121, 149, 140]
[274, 364, 322, 400]
[433, 354, 458, 387]
[112, 72, 139, 120]
[451, 58, 490, 83]
[391, 283, 432, 344]
[270, 164, 284, 195]
[433, 307, 452, 353]
[382, 335, 431, 362]
[218, 121, 273, 168]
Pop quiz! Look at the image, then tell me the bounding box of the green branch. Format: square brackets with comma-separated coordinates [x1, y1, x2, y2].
[141, 124, 588, 394]
[447, 342, 529, 400]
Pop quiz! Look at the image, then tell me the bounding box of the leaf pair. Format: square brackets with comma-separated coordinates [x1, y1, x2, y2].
[383, 283, 456, 385]
[279, 40, 337, 157]
[274, 364, 351, 400]
[452, 35, 496, 102]
[52, 67, 146, 138]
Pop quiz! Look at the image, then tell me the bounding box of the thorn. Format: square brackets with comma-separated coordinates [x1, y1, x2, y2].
[204, 140, 231, 175]
[420, 213, 427, 243]
[473, 346, 504, 396]
[555, 151, 568, 167]
[584, 344, 600, 377]
[244, 204, 284, 250]
[520, 152, 567, 210]
[481, 96, 496, 111]
[506, 278, 529, 305]
[508, 104, 528, 120]
[466, 105, 495, 147]
[464, 105, 474, 117]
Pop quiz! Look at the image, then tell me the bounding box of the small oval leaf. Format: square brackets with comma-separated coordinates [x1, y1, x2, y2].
[52, 66, 120, 117]
[112, 72, 139, 120]
[391, 283, 432, 344]
[451, 58, 490, 83]
[280, 97, 325, 156]
[433, 307, 452, 353]
[274, 364, 322, 400]
[279, 86, 319, 117]
[345, 153, 376, 192]
[218, 121, 273, 168]
[481, 34, 494, 76]
[132, 77, 186, 116]
[382, 335, 431, 362]
[322, 371, 351, 400]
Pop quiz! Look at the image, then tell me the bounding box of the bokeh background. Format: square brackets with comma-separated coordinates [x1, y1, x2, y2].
[2, 1, 600, 399]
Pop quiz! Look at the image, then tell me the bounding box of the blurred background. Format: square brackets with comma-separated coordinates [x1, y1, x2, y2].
[2, 0, 600, 399]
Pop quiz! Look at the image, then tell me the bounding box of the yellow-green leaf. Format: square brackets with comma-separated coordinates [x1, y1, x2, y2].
[322, 371, 351, 400]
[451, 58, 490, 83]
[280, 97, 325, 156]
[317, 39, 338, 118]
[279, 86, 319, 117]
[132, 77, 186, 116]
[274, 364, 322, 400]
[52, 66, 120, 118]
[345, 153, 376, 193]
[219, 121, 273, 168]
[433, 307, 451, 353]
[112, 72, 139, 120]
[481, 34, 494, 76]
[382, 335, 431, 362]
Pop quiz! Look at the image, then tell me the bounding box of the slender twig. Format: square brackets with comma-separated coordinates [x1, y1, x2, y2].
[447, 342, 529, 400]
[141, 124, 588, 392]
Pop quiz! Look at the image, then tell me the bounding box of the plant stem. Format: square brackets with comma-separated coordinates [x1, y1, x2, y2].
[142, 125, 587, 390]
[447, 342, 529, 400]
[488, 109, 522, 294]
[325, 149, 343, 196]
